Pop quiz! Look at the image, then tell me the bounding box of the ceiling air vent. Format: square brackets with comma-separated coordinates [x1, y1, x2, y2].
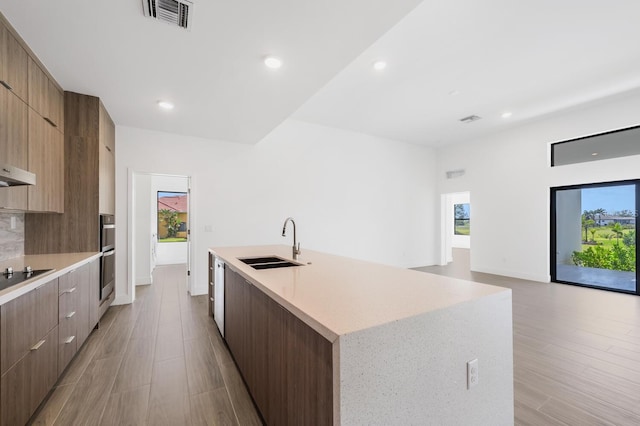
[143, 0, 193, 30]
[459, 115, 481, 124]
[446, 169, 466, 179]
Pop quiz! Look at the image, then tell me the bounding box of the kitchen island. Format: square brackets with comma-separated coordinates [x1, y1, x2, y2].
[210, 245, 513, 425]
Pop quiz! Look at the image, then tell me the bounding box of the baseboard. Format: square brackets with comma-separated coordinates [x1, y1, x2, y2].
[136, 275, 153, 286]
[472, 266, 549, 283]
[190, 284, 207, 296]
[406, 257, 440, 269]
[113, 293, 133, 305]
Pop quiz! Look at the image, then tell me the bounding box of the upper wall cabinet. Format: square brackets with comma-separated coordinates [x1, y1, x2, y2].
[0, 22, 28, 102]
[0, 14, 65, 213]
[25, 93, 116, 254]
[27, 58, 64, 131]
[47, 79, 64, 132]
[0, 85, 29, 210]
[27, 57, 47, 116]
[98, 103, 115, 215]
[27, 111, 64, 213]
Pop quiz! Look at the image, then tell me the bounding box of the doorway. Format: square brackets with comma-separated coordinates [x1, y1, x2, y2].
[440, 192, 471, 269]
[551, 180, 638, 294]
[130, 172, 192, 300]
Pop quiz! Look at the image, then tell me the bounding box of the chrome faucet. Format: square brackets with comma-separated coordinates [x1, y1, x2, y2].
[281, 217, 301, 260]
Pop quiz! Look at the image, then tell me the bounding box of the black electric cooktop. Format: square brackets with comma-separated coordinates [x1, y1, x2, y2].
[0, 268, 53, 292]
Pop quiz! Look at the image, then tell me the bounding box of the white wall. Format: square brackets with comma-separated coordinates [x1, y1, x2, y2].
[115, 119, 438, 303]
[153, 175, 189, 266]
[134, 173, 152, 285]
[437, 90, 640, 282]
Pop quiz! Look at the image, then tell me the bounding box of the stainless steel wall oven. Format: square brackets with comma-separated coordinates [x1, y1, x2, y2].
[100, 214, 115, 301]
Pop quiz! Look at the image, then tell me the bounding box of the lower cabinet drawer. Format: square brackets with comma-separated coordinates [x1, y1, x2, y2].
[58, 291, 78, 376]
[0, 325, 59, 426]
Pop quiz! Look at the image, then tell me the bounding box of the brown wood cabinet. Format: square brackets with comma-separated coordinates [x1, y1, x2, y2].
[0, 277, 59, 426]
[1, 325, 58, 426]
[27, 58, 64, 130]
[0, 278, 58, 375]
[25, 92, 115, 253]
[0, 15, 65, 213]
[27, 58, 47, 118]
[0, 21, 28, 102]
[58, 270, 79, 375]
[98, 103, 115, 215]
[46, 79, 64, 131]
[0, 85, 29, 210]
[26, 111, 64, 213]
[89, 258, 100, 329]
[75, 263, 92, 348]
[0, 85, 28, 168]
[224, 267, 333, 425]
[208, 253, 214, 317]
[58, 260, 97, 375]
[0, 258, 99, 425]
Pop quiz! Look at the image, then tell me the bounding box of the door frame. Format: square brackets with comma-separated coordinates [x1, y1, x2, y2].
[440, 192, 471, 266]
[550, 178, 639, 295]
[127, 170, 194, 303]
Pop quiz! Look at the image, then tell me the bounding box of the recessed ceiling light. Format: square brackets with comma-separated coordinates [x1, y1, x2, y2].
[373, 61, 387, 71]
[592, 152, 599, 156]
[158, 101, 174, 110]
[501, 111, 513, 118]
[264, 56, 282, 69]
[449, 90, 460, 96]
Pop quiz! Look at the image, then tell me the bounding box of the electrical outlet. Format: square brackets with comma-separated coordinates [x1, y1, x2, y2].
[10, 216, 16, 230]
[467, 358, 479, 389]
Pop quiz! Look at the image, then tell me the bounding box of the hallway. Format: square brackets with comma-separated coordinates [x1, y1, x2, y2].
[31, 264, 261, 425]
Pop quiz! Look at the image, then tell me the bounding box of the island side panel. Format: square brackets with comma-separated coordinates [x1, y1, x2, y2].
[336, 290, 513, 426]
[224, 265, 333, 425]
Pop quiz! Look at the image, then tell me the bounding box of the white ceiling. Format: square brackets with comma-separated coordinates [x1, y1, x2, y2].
[294, 0, 640, 146]
[3, 1, 640, 147]
[0, 0, 422, 143]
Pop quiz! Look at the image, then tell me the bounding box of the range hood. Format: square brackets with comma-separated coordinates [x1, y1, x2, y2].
[0, 164, 36, 187]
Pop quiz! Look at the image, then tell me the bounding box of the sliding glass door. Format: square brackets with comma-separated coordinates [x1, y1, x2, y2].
[551, 180, 638, 294]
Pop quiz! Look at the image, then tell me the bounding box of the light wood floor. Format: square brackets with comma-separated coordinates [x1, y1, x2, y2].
[30, 264, 262, 426]
[31, 255, 640, 425]
[416, 249, 640, 426]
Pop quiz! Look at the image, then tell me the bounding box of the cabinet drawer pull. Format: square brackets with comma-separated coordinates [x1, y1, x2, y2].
[65, 336, 76, 344]
[44, 117, 58, 128]
[30, 340, 46, 351]
[66, 311, 76, 319]
[65, 287, 77, 294]
[0, 81, 12, 90]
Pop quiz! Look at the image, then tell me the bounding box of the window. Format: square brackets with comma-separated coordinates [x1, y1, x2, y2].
[157, 191, 188, 243]
[551, 125, 640, 166]
[454, 203, 470, 235]
[551, 180, 638, 295]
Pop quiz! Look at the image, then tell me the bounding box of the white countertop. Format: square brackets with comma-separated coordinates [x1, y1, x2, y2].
[210, 245, 510, 342]
[0, 252, 102, 305]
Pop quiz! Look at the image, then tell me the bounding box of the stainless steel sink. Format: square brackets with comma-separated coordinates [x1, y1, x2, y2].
[239, 256, 301, 270]
[251, 262, 299, 270]
[239, 256, 286, 265]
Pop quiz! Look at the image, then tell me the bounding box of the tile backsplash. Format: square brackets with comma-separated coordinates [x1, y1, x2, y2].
[0, 213, 25, 261]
